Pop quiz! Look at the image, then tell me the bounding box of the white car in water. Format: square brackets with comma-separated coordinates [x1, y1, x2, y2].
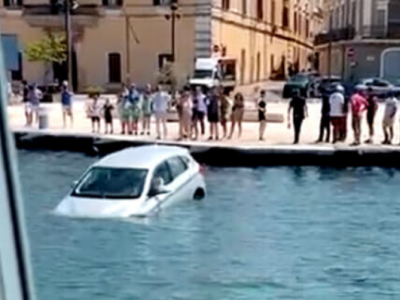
[54, 145, 206, 218]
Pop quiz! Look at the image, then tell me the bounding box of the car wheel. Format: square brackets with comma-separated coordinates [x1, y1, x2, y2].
[193, 188, 205, 201]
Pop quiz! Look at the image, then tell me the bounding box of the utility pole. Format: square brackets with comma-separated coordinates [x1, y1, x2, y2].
[122, 9, 140, 86]
[171, 5, 176, 62]
[165, 0, 180, 99]
[327, 15, 332, 78]
[61, 0, 77, 88]
[166, 1, 179, 63]
[125, 15, 131, 85]
[64, 0, 72, 87]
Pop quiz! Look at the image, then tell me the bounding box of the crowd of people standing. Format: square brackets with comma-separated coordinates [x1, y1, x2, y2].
[115, 84, 247, 141]
[318, 84, 399, 146]
[16, 79, 400, 146]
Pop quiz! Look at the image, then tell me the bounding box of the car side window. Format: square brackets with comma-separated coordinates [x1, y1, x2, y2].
[374, 79, 389, 87]
[153, 161, 173, 186]
[167, 156, 189, 180]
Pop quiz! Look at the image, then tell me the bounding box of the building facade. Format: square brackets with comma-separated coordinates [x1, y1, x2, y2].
[316, 0, 400, 82]
[2, 0, 319, 91]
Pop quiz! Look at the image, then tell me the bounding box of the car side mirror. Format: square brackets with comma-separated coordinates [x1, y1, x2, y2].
[71, 180, 78, 188]
[148, 185, 170, 197]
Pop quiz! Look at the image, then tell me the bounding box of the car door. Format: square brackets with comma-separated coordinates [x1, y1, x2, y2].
[146, 160, 174, 211]
[164, 156, 191, 206]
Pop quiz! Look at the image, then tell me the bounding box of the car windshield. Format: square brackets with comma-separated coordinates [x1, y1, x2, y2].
[289, 74, 309, 83]
[321, 78, 341, 85]
[72, 167, 148, 199]
[193, 69, 213, 79]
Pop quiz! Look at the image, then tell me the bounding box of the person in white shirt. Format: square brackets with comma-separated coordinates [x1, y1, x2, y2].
[152, 85, 171, 139]
[382, 91, 398, 145]
[329, 85, 346, 143]
[7, 81, 13, 104]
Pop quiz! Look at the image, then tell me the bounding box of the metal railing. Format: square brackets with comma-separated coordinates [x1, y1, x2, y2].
[314, 27, 355, 45]
[359, 25, 400, 39]
[315, 24, 400, 45]
[22, 4, 101, 16]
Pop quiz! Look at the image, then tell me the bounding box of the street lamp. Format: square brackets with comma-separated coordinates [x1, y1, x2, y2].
[58, 0, 78, 88]
[165, 0, 180, 63]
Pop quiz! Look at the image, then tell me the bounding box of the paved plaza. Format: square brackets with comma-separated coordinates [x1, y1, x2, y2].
[7, 97, 400, 148]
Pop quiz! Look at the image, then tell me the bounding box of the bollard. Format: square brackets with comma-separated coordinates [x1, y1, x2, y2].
[38, 107, 49, 129]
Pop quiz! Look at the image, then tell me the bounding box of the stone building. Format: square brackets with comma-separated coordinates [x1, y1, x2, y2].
[316, 0, 400, 82]
[2, 0, 320, 91]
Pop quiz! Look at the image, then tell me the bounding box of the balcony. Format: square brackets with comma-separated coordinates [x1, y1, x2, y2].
[315, 25, 400, 46]
[359, 25, 400, 39]
[22, 4, 103, 28]
[314, 27, 355, 46]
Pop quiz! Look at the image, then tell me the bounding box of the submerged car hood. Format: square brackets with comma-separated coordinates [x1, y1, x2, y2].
[54, 196, 157, 218]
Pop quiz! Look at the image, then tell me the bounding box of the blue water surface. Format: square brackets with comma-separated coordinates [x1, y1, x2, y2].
[18, 150, 400, 300]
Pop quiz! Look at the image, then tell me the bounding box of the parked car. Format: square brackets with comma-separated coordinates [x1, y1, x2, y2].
[357, 78, 400, 98]
[312, 76, 342, 97]
[283, 73, 312, 98]
[54, 145, 206, 218]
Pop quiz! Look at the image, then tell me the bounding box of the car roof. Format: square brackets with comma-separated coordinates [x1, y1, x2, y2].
[94, 145, 190, 170]
[320, 76, 341, 80]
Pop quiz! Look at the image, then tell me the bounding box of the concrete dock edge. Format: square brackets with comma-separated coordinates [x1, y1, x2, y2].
[13, 130, 400, 167]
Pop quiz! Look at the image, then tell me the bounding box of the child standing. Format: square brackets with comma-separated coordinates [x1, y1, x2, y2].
[258, 90, 267, 141]
[89, 95, 101, 133]
[103, 98, 114, 134]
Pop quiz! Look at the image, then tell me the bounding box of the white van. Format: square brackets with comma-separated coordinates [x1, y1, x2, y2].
[189, 57, 236, 90]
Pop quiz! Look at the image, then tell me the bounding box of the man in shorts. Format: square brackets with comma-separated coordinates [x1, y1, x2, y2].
[28, 83, 42, 125]
[329, 85, 346, 143]
[152, 85, 171, 139]
[61, 81, 73, 128]
[382, 91, 398, 145]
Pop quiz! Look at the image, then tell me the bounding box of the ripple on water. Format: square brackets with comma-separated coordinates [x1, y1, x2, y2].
[18, 151, 400, 300]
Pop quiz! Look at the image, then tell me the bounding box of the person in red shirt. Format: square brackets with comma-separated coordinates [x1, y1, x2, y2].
[350, 86, 368, 145]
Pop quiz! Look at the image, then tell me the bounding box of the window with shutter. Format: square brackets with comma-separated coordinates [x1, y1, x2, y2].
[4, 0, 23, 8]
[108, 53, 121, 83]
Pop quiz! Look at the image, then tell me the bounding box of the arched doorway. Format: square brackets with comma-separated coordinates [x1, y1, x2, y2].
[380, 48, 400, 81]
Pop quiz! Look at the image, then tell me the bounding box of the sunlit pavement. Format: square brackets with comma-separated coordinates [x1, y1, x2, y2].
[8, 97, 399, 148]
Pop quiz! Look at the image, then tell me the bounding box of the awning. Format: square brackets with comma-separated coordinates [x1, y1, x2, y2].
[1, 34, 19, 71]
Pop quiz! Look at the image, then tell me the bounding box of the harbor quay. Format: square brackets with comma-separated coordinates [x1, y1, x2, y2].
[9, 99, 400, 167]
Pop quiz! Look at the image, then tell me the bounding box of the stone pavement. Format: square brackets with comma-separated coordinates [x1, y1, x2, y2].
[7, 99, 399, 147]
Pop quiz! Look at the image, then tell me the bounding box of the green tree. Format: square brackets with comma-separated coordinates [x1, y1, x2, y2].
[156, 61, 177, 96]
[24, 33, 67, 83]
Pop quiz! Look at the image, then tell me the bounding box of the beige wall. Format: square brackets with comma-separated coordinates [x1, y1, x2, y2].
[2, 0, 320, 90]
[2, 0, 197, 90]
[1, 14, 47, 84]
[211, 0, 315, 82]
